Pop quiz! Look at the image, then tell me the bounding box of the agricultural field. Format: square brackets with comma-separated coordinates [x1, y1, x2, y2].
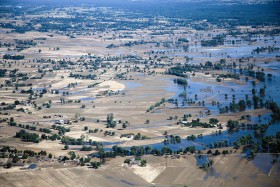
[0, 0, 280, 186]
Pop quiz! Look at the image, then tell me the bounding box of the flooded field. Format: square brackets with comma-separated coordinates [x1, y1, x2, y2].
[0, 0, 280, 186]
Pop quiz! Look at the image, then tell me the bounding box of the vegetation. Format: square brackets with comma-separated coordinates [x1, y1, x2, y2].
[3, 54, 25, 60]
[15, 130, 40, 143]
[227, 120, 239, 131]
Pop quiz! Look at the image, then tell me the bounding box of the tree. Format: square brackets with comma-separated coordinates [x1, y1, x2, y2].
[12, 155, 20, 163]
[140, 159, 147, 167]
[222, 150, 229, 155]
[145, 146, 152, 154]
[122, 123, 127, 129]
[268, 102, 280, 121]
[81, 146, 93, 151]
[91, 161, 100, 169]
[227, 120, 239, 131]
[41, 134, 47, 139]
[15, 130, 40, 143]
[6, 162, 12, 169]
[124, 159, 131, 164]
[260, 88, 265, 97]
[205, 61, 213, 67]
[209, 118, 219, 125]
[84, 126, 88, 131]
[238, 100, 246, 112]
[48, 153, 53, 159]
[64, 145, 69, 150]
[107, 113, 116, 128]
[214, 150, 220, 156]
[253, 95, 259, 109]
[68, 151, 76, 160]
[267, 73, 273, 79]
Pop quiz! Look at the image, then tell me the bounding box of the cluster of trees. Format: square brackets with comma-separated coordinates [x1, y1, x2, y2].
[133, 133, 150, 140]
[243, 69, 266, 82]
[98, 145, 197, 158]
[106, 113, 116, 128]
[0, 69, 7, 77]
[104, 130, 115, 136]
[122, 40, 146, 47]
[174, 78, 188, 86]
[0, 103, 16, 111]
[227, 120, 239, 131]
[209, 118, 219, 125]
[261, 134, 280, 153]
[17, 124, 37, 131]
[80, 146, 93, 151]
[219, 98, 252, 113]
[207, 140, 229, 149]
[183, 119, 215, 128]
[52, 125, 70, 135]
[252, 46, 279, 54]
[236, 134, 254, 146]
[39, 128, 51, 133]
[69, 72, 97, 80]
[89, 128, 100, 133]
[41, 133, 61, 141]
[163, 135, 181, 145]
[15, 39, 37, 51]
[88, 82, 100, 88]
[15, 39, 37, 46]
[268, 102, 280, 121]
[146, 98, 165, 112]
[216, 73, 240, 82]
[201, 35, 225, 47]
[3, 54, 25, 60]
[15, 130, 40, 143]
[0, 146, 47, 158]
[206, 149, 229, 156]
[178, 38, 189, 43]
[1, 146, 50, 168]
[61, 136, 103, 149]
[167, 65, 196, 77]
[187, 134, 197, 141]
[91, 161, 101, 169]
[3, 0, 280, 35]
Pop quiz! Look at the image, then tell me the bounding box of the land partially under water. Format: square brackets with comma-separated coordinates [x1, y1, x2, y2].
[0, 0, 280, 187]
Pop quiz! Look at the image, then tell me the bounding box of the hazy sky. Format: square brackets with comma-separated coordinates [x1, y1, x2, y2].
[1, 0, 278, 6]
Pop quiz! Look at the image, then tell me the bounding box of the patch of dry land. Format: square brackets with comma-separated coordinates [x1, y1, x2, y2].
[0, 154, 279, 187]
[0, 2, 280, 187]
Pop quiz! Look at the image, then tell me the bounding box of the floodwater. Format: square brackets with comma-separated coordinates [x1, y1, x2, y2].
[135, 54, 280, 153]
[80, 97, 96, 101]
[101, 62, 280, 154]
[123, 81, 143, 89]
[152, 35, 280, 59]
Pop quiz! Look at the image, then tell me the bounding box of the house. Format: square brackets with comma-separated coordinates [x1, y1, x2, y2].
[55, 119, 64, 124]
[129, 158, 141, 166]
[171, 154, 180, 159]
[64, 119, 71, 124]
[65, 159, 80, 165]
